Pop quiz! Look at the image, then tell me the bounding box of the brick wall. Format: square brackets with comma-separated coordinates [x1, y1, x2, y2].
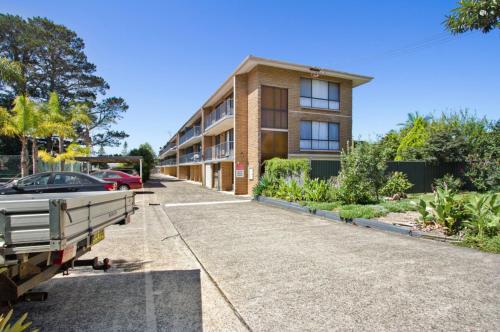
[234, 74, 249, 194]
[246, 69, 260, 194]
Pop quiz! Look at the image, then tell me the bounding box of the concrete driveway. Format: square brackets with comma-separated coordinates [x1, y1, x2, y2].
[15, 176, 500, 331]
[157, 177, 500, 331]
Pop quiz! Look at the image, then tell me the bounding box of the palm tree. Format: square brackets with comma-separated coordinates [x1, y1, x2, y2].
[398, 111, 431, 128]
[0, 96, 37, 177]
[42, 92, 91, 170]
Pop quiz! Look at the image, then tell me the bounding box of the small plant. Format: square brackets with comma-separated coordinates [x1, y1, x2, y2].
[463, 194, 499, 238]
[252, 174, 272, 197]
[0, 310, 38, 332]
[381, 171, 413, 198]
[303, 178, 333, 202]
[428, 187, 464, 235]
[433, 173, 463, 192]
[263, 158, 310, 181]
[417, 199, 434, 225]
[274, 179, 303, 202]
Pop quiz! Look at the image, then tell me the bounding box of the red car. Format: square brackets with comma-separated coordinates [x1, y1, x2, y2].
[92, 170, 143, 190]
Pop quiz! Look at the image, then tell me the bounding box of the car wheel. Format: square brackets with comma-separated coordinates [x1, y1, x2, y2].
[118, 184, 130, 191]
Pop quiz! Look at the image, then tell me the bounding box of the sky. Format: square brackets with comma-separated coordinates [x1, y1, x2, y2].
[2, 0, 499, 154]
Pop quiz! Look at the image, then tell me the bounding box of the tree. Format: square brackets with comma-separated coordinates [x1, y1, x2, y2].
[445, 0, 500, 34]
[121, 141, 128, 156]
[0, 95, 37, 176]
[41, 92, 91, 170]
[395, 116, 429, 160]
[336, 142, 387, 204]
[129, 143, 156, 181]
[0, 15, 128, 151]
[97, 145, 106, 156]
[0, 56, 22, 84]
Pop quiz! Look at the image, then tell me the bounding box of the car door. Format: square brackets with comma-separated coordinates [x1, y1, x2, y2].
[14, 173, 52, 194]
[46, 173, 76, 193]
[74, 173, 105, 191]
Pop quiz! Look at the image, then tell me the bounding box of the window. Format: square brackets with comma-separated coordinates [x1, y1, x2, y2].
[17, 173, 51, 187]
[261, 131, 288, 161]
[300, 78, 340, 110]
[53, 174, 90, 185]
[261, 86, 288, 129]
[105, 172, 123, 179]
[300, 121, 340, 151]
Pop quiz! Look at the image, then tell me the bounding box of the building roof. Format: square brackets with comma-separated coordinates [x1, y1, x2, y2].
[203, 55, 373, 107]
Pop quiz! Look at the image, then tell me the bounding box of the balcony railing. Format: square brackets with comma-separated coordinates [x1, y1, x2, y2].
[160, 158, 177, 166]
[159, 141, 176, 155]
[204, 99, 234, 130]
[205, 141, 234, 161]
[179, 126, 201, 145]
[179, 151, 202, 164]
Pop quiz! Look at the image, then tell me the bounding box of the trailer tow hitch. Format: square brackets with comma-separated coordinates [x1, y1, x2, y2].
[73, 257, 111, 271]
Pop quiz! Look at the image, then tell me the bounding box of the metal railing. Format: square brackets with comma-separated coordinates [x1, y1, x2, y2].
[160, 158, 177, 166]
[204, 141, 234, 161]
[179, 126, 201, 145]
[179, 151, 202, 164]
[159, 141, 176, 155]
[204, 98, 234, 130]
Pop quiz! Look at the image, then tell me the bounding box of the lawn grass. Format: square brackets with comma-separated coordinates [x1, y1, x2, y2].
[301, 201, 341, 211]
[458, 235, 500, 254]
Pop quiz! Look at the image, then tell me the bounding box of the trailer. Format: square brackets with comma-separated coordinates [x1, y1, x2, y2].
[0, 191, 135, 304]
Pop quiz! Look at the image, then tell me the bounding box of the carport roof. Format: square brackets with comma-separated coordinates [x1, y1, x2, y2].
[75, 156, 143, 163]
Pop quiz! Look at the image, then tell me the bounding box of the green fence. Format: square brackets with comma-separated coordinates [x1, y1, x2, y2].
[310, 160, 466, 193]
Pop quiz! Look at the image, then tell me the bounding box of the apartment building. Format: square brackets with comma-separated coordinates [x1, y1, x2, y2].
[159, 56, 372, 195]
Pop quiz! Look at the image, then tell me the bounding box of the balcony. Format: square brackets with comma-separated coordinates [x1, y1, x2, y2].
[204, 99, 234, 136]
[160, 158, 177, 166]
[205, 141, 234, 162]
[179, 151, 202, 164]
[178, 126, 202, 149]
[159, 141, 177, 157]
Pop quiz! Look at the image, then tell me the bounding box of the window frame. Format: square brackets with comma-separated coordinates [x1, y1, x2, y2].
[299, 120, 340, 151]
[261, 85, 288, 130]
[300, 78, 340, 111]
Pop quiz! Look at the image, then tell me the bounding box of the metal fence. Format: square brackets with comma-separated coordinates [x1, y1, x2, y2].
[310, 160, 466, 193]
[0, 155, 85, 182]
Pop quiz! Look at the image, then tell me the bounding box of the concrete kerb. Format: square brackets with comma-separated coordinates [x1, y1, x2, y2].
[254, 196, 450, 241]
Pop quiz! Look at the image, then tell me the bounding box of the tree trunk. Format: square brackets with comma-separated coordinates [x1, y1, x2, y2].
[31, 138, 38, 174]
[59, 137, 65, 171]
[20, 136, 28, 177]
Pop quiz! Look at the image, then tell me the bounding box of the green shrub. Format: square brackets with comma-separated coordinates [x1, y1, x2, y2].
[433, 173, 463, 192]
[303, 178, 334, 202]
[264, 158, 310, 180]
[252, 173, 272, 197]
[381, 171, 413, 197]
[459, 235, 500, 253]
[339, 204, 388, 219]
[274, 179, 303, 202]
[423, 187, 465, 235]
[463, 194, 499, 238]
[336, 142, 387, 204]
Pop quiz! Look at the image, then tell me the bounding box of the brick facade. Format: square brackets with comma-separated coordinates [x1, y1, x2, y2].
[158, 56, 371, 195]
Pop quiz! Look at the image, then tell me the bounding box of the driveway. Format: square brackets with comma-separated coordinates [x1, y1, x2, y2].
[15, 176, 500, 331]
[157, 177, 500, 331]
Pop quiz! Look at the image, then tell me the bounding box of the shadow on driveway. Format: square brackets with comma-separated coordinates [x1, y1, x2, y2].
[15, 269, 203, 332]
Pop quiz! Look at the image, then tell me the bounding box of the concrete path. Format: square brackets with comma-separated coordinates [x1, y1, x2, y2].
[15, 176, 500, 331]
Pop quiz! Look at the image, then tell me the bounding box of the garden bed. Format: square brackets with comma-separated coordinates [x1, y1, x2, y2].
[255, 195, 459, 242]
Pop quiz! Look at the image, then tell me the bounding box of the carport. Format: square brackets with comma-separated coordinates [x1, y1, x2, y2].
[75, 156, 143, 179]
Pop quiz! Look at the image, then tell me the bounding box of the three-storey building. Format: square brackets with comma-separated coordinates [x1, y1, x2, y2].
[159, 56, 372, 194]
